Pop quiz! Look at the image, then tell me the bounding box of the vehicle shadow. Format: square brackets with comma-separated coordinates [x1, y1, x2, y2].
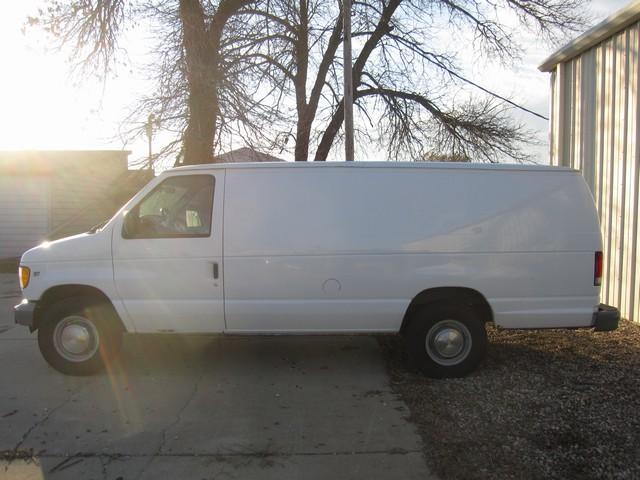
[116, 333, 380, 375]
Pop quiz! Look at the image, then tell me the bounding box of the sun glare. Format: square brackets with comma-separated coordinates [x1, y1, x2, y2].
[0, 1, 147, 158]
[2, 5, 75, 148]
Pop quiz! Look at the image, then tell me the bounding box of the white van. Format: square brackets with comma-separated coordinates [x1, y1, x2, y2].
[14, 162, 619, 377]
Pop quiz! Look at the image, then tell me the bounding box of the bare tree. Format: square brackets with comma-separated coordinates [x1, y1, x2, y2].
[29, 0, 588, 165]
[234, 0, 587, 162]
[30, 0, 258, 166]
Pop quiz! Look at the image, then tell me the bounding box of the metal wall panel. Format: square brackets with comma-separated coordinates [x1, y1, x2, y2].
[0, 176, 50, 258]
[549, 21, 640, 322]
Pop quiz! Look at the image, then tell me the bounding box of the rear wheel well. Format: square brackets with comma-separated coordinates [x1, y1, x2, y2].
[34, 285, 125, 333]
[400, 287, 493, 336]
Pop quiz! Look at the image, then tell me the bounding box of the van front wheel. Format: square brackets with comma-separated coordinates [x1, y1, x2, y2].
[405, 303, 487, 378]
[38, 297, 123, 376]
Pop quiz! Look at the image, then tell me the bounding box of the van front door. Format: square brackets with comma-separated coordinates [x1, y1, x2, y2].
[111, 172, 225, 333]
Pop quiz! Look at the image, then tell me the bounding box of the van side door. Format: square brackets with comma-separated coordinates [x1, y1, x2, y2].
[111, 171, 225, 333]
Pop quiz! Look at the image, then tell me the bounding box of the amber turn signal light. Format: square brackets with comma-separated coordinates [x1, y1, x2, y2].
[19, 266, 30, 289]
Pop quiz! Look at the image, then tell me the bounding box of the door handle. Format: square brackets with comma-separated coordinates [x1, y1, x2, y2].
[212, 262, 219, 279]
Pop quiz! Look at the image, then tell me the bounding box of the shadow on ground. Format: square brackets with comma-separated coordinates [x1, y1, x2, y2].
[0, 333, 434, 480]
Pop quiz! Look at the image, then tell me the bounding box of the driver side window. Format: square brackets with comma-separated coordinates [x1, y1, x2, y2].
[123, 175, 215, 239]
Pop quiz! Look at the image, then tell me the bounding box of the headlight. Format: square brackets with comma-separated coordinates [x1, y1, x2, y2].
[19, 266, 30, 289]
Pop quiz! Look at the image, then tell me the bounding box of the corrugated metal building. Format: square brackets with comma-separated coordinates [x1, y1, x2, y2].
[539, 1, 640, 322]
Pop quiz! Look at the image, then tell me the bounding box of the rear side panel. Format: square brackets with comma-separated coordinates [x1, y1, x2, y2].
[222, 167, 601, 332]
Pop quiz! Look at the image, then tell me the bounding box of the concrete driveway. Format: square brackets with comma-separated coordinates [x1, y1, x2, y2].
[0, 273, 434, 479]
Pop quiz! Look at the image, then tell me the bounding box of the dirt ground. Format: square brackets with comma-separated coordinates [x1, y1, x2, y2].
[379, 320, 640, 480]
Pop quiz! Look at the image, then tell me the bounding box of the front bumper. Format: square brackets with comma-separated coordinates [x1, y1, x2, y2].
[593, 303, 619, 332]
[14, 301, 36, 329]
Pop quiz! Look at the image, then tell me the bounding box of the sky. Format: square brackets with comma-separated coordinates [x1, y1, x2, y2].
[0, 0, 631, 170]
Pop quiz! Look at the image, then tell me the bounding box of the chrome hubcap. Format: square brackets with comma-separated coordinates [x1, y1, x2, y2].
[425, 320, 472, 366]
[433, 328, 464, 358]
[53, 316, 99, 362]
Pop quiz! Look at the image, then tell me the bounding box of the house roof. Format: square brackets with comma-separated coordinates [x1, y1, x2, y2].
[213, 147, 285, 163]
[539, 1, 640, 72]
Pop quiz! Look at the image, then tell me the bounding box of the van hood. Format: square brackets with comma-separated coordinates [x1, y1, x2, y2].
[21, 231, 112, 264]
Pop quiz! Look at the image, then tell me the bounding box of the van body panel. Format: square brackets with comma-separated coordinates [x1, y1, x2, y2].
[222, 251, 599, 331]
[18, 233, 135, 332]
[110, 170, 226, 333]
[18, 162, 606, 334]
[223, 167, 600, 256]
[222, 166, 601, 332]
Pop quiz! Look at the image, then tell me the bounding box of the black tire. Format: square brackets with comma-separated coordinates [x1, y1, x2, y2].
[37, 296, 123, 376]
[405, 302, 487, 378]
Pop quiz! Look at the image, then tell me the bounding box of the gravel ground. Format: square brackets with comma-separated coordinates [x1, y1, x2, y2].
[379, 320, 640, 480]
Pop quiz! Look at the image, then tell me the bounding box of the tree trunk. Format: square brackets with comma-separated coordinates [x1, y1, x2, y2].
[293, 0, 310, 161]
[182, 88, 218, 165]
[178, 0, 215, 165]
[178, 0, 251, 166]
[295, 115, 312, 161]
[314, 102, 344, 161]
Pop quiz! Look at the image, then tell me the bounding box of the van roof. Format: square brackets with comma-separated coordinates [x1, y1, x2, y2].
[168, 161, 576, 174]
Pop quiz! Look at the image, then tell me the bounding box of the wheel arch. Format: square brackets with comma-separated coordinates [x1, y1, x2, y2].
[33, 284, 126, 333]
[400, 287, 493, 336]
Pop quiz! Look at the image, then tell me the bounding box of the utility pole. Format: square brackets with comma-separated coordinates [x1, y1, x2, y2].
[145, 113, 156, 169]
[343, 0, 354, 161]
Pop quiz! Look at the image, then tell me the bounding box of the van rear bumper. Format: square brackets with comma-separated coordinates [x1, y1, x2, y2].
[593, 304, 619, 332]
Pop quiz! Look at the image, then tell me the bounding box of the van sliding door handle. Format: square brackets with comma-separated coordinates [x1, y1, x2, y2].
[212, 262, 219, 279]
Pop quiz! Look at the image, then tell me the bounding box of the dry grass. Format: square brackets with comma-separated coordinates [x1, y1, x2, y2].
[379, 320, 640, 480]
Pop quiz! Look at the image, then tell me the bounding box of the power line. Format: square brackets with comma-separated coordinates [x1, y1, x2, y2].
[434, 62, 550, 121]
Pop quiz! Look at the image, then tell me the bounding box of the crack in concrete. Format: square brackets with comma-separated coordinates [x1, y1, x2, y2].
[159, 372, 204, 455]
[135, 371, 204, 479]
[2, 448, 422, 477]
[10, 384, 85, 458]
[48, 455, 84, 473]
[99, 453, 123, 480]
[1, 448, 421, 461]
[99, 456, 108, 480]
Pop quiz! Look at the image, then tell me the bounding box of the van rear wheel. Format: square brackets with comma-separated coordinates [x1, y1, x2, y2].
[405, 302, 487, 378]
[38, 297, 123, 376]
